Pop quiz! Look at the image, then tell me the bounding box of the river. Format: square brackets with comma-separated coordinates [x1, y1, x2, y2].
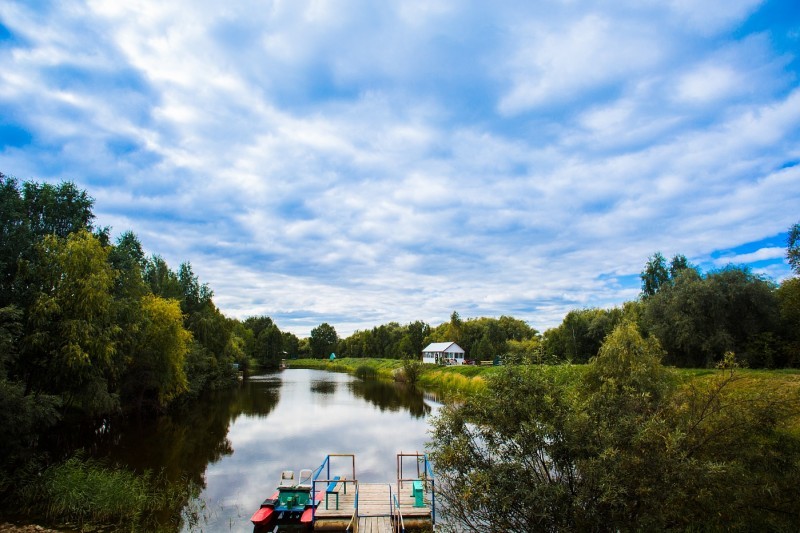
[84, 368, 440, 532]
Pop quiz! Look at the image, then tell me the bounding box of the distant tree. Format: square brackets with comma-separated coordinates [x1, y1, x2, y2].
[21, 180, 94, 239]
[642, 266, 779, 367]
[640, 252, 670, 297]
[144, 255, 182, 300]
[309, 323, 338, 359]
[776, 277, 800, 366]
[430, 322, 800, 531]
[788, 221, 800, 275]
[0, 176, 28, 307]
[669, 253, 690, 279]
[282, 331, 300, 359]
[543, 308, 623, 362]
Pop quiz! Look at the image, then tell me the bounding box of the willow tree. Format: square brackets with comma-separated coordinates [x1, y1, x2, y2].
[20, 230, 118, 415]
[122, 295, 191, 412]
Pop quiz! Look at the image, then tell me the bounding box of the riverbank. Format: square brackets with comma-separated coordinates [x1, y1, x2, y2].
[286, 357, 800, 411]
[0, 523, 64, 533]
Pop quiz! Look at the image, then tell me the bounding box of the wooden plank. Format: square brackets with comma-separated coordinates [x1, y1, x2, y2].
[313, 482, 432, 530]
[358, 516, 393, 533]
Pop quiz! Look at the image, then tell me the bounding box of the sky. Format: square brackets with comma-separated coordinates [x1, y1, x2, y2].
[1, 0, 799, 337]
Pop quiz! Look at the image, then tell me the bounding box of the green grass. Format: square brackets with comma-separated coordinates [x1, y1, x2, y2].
[18, 455, 196, 532]
[288, 358, 800, 410]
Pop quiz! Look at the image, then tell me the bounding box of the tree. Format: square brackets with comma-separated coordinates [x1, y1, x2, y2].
[789, 221, 800, 275]
[19, 230, 118, 415]
[640, 252, 670, 297]
[776, 277, 800, 366]
[642, 265, 779, 367]
[429, 322, 800, 531]
[309, 323, 338, 359]
[144, 255, 182, 300]
[0, 176, 28, 307]
[669, 253, 689, 279]
[542, 308, 623, 362]
[121, 295, 190, 412]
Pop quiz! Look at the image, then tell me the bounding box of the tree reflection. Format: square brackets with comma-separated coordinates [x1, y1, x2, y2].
[348, 378, 431, 418]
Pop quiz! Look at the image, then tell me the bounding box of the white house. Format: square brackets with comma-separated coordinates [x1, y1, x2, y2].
[422, 342, 466, 365]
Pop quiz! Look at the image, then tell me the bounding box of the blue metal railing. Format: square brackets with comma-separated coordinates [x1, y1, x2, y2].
[310, 454, 357, 525]
[391, 490, 405, 533]
[423, 454, 436, 526]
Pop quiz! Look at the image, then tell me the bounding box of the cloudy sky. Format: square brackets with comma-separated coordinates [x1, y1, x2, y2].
[1, 1, 799, 337]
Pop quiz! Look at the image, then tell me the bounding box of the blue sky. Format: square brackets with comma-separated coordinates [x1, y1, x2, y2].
[1, 1, 798, 337]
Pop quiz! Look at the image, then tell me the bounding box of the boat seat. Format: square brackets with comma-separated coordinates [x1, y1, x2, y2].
[279, 470, 295, 487]
[298, 469, 313, 488]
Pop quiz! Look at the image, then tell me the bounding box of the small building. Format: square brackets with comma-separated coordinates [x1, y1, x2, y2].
[422, 342, 466, 365]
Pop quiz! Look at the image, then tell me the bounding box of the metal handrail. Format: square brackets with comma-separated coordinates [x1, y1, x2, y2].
[396, 452, 436, 526]
[391, 491, 405, 533]
[346, 484, 359, 532]
[311, 454, 359, 524]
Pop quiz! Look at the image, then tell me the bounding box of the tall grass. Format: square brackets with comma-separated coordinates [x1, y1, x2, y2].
[20, 455, 197, 531]
[354, 364, 378, 379]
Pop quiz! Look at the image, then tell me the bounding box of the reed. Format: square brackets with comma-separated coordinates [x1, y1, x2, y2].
[354, 364, 378, 379]
[19, 455, 195, 531]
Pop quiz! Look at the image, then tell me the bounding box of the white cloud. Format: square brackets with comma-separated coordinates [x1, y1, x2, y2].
[713, 247, 786, 266]
[498, 13, 664, 114]
[1, 0, 798, 335]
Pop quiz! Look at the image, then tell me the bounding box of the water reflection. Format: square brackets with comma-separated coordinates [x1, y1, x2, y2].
[194, 369, 437, 532]
[348, 378, 431, 419]
[310, 379, 337, 394]
[70, 369, 437, 531]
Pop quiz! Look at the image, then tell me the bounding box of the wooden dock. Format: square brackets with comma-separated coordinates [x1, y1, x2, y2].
[301, 453, 434, 532]
[312, 480, 432, 531]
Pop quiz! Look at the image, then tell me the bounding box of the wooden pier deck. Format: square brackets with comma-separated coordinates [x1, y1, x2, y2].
[312, 480, 432, 531]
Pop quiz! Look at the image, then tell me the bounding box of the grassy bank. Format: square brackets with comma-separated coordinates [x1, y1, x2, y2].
[286, 357, 800, 405]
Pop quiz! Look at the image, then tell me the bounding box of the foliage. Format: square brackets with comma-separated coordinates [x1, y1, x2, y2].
[542, 307, 624, 362]
[642, 265, 779, 367]
[777, 277, 800, 366]
[640, 252, 693, 297]
[310, 322, 338, 359]
[788, 221, 800, 275]
[19, 455, 197, 531]
[122, 295, 191, 411]
[429, 323, 800, 532]
[425, 313, 539, 361]
[400, 356, 422, 384]
[339, 320, 431, 359]
[21, 230, 119, 415]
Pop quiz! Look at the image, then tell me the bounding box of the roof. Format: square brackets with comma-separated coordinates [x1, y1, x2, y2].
[422, 342, 465, 353]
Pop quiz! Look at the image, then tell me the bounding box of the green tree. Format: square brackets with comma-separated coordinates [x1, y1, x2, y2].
[430, 323, 800, 531]
[788, 221, 800, 275]
[309, 322, 338, 359]
[22, 180, 94, 238]
[543, 308, 623, 363]
[0, 176, 28, 307]
[776, 277, 800, 366]
[144, 255, 182, 300]
[640, 252, 670, 297]
[643, 265, 779, 367]
[121, 295, 191, 412]
[19, 230, 118, 415]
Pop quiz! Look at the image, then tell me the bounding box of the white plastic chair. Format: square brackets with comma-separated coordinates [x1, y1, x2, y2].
[279, 470, 295, 487]
[298, 469, 313, 488]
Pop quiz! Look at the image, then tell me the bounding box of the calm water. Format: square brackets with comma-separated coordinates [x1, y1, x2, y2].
[89, 369, 440, 532]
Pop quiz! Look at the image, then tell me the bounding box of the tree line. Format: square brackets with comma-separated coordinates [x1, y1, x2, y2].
[0, 175, 302, 491]
[327, 229, 800, 369]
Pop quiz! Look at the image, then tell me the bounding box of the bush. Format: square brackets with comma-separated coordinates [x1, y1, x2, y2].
[19, 455, 197, 531]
